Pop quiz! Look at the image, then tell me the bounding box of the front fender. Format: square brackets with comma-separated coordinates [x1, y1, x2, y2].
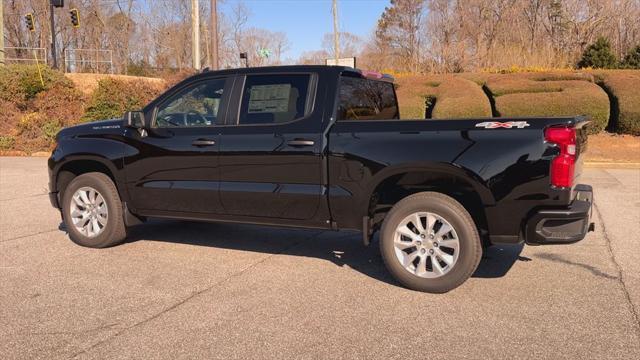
[49, 137, 127, 202]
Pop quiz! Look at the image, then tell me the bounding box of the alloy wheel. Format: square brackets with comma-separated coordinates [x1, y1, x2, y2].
[69, 186, 109, 238]
[393, 211, 460, 278]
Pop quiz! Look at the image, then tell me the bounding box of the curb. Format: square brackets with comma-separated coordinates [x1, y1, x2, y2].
[584, 161, 640, 169]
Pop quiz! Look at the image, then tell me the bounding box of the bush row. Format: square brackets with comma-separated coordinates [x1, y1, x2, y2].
[0, 65, 166, 153]
[484, 72, 610, 134]
[395, 75, 492, 119]
[1, 65, 639, 153]
[399, 70, 638, 136]
[596, 71, 640, 135]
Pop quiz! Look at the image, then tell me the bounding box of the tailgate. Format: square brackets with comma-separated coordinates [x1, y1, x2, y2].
[572, 118, 590, 193]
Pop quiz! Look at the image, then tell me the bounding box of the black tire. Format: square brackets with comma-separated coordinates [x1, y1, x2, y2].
[61, 172, 127, 248]
[379, 192, 482, 293]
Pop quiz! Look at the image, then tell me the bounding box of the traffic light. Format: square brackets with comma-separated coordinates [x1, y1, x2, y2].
[51, 0, 64, 7]
[25, 13, 35, 32]
[70, 8, 80, 28]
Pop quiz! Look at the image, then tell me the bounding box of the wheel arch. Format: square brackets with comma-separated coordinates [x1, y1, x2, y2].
[53, 155, 126, 206]
[362, 163, 494, 243]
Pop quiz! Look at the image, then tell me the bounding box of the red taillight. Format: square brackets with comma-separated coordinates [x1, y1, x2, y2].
[545, 127, 576, 188]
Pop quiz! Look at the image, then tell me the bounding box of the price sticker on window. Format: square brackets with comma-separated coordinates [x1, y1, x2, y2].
[248, 84, 291, 113]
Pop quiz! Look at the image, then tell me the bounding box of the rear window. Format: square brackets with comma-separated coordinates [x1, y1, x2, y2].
[337, 76, 398, 121]
[238, 74, 311, 125]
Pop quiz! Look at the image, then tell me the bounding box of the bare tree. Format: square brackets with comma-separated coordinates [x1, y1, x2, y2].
[375, 0, 426, 72]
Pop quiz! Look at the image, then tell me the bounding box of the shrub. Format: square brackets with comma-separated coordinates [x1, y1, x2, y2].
[0, 64, 71, 109]
[577, 37, 617, 69]
[0, 135, 16, 150]
[14, 112, 53, 153]
[487, 75, 610, 134]
[600, 72, 640, 135]
[82, 77, 163, 122]
[458, 73, 490, 86]
[395, 75, 492, 119]
[42, 120, 62, 142]
[33, 84, 86, 127]
[429, 77, 492, 119]
[395, 75, 438, 119]
[621, 45, 640, 69]
[0, 99, 22, 136]
[126, 60, 158, 77]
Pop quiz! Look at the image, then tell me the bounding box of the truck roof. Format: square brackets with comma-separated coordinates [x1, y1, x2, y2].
[200, 64, 354, 75]
[195, 65, 393, 82]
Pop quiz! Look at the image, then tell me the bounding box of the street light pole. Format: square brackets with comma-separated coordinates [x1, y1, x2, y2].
[210, 0, 218, 70]
[191, 0, 201, 70]
[332, 0, 339, 62]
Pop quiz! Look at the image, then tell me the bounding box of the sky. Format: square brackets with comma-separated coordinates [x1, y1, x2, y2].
[217, 0, 390, 60]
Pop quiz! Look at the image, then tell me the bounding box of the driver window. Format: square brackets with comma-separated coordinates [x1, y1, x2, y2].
[155, 78, 226, 128]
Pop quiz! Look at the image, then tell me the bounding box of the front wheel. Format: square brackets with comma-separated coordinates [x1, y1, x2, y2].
[62, 172, 127, 248]
[379, 192, 482, 293]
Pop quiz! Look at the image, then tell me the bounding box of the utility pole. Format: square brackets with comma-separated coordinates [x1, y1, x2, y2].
[191, 0, 201, 70]
[210, 0, 218, 69]
[50, 2, 58, 69]
[0, 1, 5, 65]
[332, 0, 339, 62]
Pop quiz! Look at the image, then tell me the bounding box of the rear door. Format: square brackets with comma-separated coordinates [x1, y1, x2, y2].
[217, 72, 326, 220]
[124, 76, 232, 214]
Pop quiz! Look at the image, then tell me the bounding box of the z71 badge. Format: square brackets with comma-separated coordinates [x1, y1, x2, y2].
[475, 121, 530, 129]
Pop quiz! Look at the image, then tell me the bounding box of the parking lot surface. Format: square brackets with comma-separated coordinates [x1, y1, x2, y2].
[1, 157, 639, 359]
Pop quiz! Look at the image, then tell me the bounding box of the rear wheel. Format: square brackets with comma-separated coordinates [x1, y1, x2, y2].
[62, 172, 127, 248]
[379, 192, 482, 293]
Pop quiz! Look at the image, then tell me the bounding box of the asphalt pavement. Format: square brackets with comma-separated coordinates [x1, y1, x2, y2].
[1, 157, 639, 359]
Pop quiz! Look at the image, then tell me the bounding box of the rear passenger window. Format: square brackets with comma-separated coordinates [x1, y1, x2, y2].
[238, 74, 311, 125]
[337, 76, 398, 121]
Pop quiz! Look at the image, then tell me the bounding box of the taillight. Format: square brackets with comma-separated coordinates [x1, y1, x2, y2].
[545, 126, 576, 188]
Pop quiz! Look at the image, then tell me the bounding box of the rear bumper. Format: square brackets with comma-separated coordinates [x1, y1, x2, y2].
[525, 184, 594, 245]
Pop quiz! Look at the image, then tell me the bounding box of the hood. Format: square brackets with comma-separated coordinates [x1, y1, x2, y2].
[56, 118, 124, 140]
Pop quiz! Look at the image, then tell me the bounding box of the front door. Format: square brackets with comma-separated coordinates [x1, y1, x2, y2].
[123, 76, 232, 215]
[218, 73, 325, 220]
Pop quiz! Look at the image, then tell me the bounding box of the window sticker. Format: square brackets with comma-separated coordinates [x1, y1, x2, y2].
[248, 84, 291, 113]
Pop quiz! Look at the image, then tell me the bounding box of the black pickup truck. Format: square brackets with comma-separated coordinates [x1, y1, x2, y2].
[48, 65, 594, 292]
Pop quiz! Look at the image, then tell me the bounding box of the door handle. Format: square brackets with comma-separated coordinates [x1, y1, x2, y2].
[287, 139, 315, 147]
[192, 139, 216, 147]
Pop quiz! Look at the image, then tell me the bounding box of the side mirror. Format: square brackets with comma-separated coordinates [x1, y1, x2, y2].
[124, 111, 145, 129]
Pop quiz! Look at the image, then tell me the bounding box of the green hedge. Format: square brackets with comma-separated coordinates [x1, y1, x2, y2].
[429, 77, 492, 119]
[599, 72, 640, 135]
[485, 74, 610, 134]
[395, 75, 491, 119]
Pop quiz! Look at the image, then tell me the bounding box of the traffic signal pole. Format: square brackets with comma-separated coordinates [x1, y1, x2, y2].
[50, 3, 58, 69]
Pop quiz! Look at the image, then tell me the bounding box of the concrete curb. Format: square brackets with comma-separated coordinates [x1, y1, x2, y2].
[584, 161, 640, 169]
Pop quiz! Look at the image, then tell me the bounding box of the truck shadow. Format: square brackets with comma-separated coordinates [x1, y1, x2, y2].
[124, 220, 526, 288]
